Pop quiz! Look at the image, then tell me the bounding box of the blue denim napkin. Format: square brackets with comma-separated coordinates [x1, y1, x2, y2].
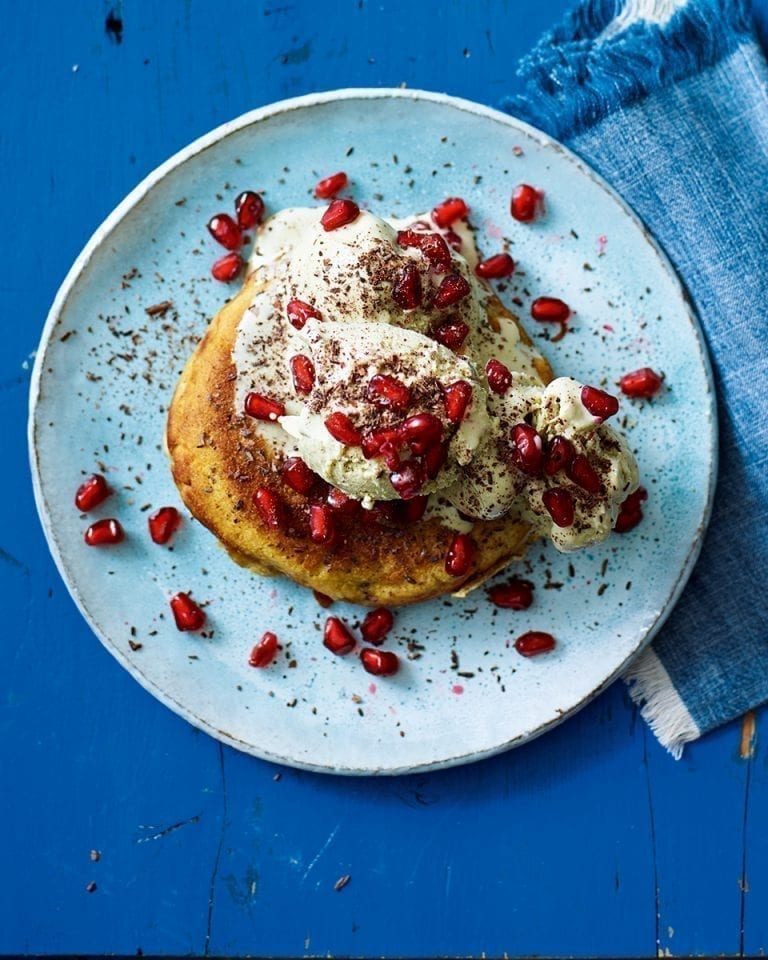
[504, 0, 768, 756]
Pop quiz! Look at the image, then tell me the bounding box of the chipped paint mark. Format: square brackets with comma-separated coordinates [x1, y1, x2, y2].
[137, 814, 200, 843]
[279, 40, 312, 66]
[105, 6, 123, 44]
[740, 711, 756, 759]
[301, 822, 340, 881]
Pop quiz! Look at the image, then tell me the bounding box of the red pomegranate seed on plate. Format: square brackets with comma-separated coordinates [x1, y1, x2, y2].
[488, 579, 534, 610]
[235, 191, 265, 229]
[614, 486, 648, 533]
[207, 213, 242, 250]
[531, 297, 571, 323]
[392, 262, 423, 310]
[360, 648, 400, 677]
[324, 412, 362, 446]
[445, 532, 476, 577]
[75, 474, 111, 511]
[323, 616, 356, 655]
[309, 503, 336, 544]
[321, 198, 360, 231]
[431, 197, 469, 228]
[510, 184, 543, 222]
[476, 253, 515, 279]
[249, 631, 279, 667]
[314, 171, 348, 199]
[211, 251, 244, 282]
[313, 590, 334, 608]
[485, 358, 512, 395]
[567, 455, 602, 494]
[510, 423, 544, 475]
[542, 488, 575, 527]
[286, 298, 322, 330]
[443, 380, 473, 423]
[433, 273, 471, 308]
[390, 460, 426, 500]
[361, 607, 394, 645]
[367, 374, 411, 410]
[619, 367, 663, 398]
[244, 392, 285, 421]
[84, 518, 124, 546]
[400, 413, 443, 455]
[254, 487, 286, 530]
[433, 318, 469, 351]
[170, 592, 206, 632]
[148, 506, 181, 544]
[514, 630, 556, 657]
[543, 436, 575, 476]
[290, 354, 315, 395]
[581, 384, 620, 421]
[281, 457, 318, 495]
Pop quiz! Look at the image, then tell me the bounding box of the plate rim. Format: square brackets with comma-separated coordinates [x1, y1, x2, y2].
[28, 87, 719, 775]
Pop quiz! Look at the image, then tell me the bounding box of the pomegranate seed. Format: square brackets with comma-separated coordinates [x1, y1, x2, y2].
[390, 460, 427, 500]
[286, 298, 322, 330]
[281, 457, 318, 495]
[485, 358, 512, 395]
[531, 297, 571, 323]
[367, 374, 411, 410]
[360, 648, 400, 677]
[543, 436, 575, 476]
[211, 252, 244, 282]
[249, 630, 279, 667]
[510, 184, 543, 222]
[313, 590, 334, 608]
[433, 273, 471, 308]
[510, 423, 543, 475]
[567, 455, 602, 494]
[488, 579, 534, 610]
[403, 495, 428, 522]
[514, 630, 556, 657]
[542, 488, 575, 527]
[84, 518, 124, 546]
[235, 191, 265, 229]
[207, 213, 242, 250]
[254, 487, 286, 530]
[400, 413, 443, 455]
[581, 384, 620, 421]
[619, 367, 663, 399]
[290, 354, 315, 395]
[476, 253, 515, 279]
[75, 474, 111, 511]
[314, 171, 348, 199]
[309, 503, 335, 544]
[170, 593, 205, 631]
[445, 532, 476, 577]
[423, 441, 448, 479]
[614, 486, 648, 533]
[443, 380, 473, 423]
[321, 198, 360, 231]
[327, 487, 362, 517]
[244, 392, 285, 421]
[445, 229, 463, 251]
[397, 230, 452, 273]
[362, 426, 402, 463]
[361, 607, 394, 645]
[324, 412, 362, 446]
[362, 501, 400, 526]
[431, 197, 469, 228]
[433, 318, 469, 351]
[392, 262, 423, 310]
[148, 506, 181, 544]
[323, 616, 356, 655]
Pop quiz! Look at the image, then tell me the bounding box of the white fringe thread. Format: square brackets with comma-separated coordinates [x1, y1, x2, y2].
[623, 647, 701, 759]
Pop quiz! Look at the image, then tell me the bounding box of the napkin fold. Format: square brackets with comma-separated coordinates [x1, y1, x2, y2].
[504, 0, 768, 756]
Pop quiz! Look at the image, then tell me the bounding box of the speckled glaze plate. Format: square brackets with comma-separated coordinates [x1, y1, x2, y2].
[29, 89, 716, 775]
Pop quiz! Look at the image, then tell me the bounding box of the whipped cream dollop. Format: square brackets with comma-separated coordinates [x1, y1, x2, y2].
[232, 205, 639, 551]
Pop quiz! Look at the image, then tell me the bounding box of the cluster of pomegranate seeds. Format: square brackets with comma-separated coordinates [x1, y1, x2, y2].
[321, 198, 360, 231]
[254, 487, 286, 530]
[400, 412, 443, 455]
[433, 318, 469, 351]
[211, 252, 244, 282]
[443, 380, 473, 423]
[361, 607, 394, 644]
[433, 273, 471, 309]
[488, 578, 534, 610]
[362, 427, 402, 469]
[286, 298, 322, 330]
[396, 230, 452, 273]
[475, 253, 515, 279]
[235, 191, 265, 230]
[542, 487, 575, 527]
[432, 197, 469, 227]
[367, 374, 411, 410]
[325, 412, 363, 446]
[614, 486, 648, 533]
[392, 262, 423, 310]
[543, 436, 575, 476]
[323, 616, 357, 655]
[290, 354, 315, 395]
[567, 455, 602, 494]
[619, 367, 663, 399]
[148, 506, 181, 545]
[314, 171, 348, 200]
[515, 630, 556, 657]
[445, 532, 476, 577]
[84, 518, 124, 546]
[581, 384, 620, 421]
[281, 457, 319, 495]
[170, 592, 206, 632]
[510, 183, 544, 222]
[244, 392, 285, 421]
[249, 630, 279, 667]
[361, 648, 399, 677]
[485, 358, 512, 395]
[510, 423, 544, 475]
[206, 190, 264, 282]
[75, 474, 111, 511]
[321, 610, 400, 675]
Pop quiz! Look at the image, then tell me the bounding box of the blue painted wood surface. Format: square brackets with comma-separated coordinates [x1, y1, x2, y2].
[3, 2, 768, 955]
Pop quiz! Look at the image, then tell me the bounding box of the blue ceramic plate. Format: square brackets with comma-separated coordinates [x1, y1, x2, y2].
[29, 90, 716, 775]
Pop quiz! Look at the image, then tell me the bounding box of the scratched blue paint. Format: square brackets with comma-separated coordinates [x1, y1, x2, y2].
[3, 0, 768, 955]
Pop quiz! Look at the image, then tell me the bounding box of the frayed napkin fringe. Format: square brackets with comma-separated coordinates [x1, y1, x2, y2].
[503, 0, 755, 140]
[624, 648, 701, 758]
